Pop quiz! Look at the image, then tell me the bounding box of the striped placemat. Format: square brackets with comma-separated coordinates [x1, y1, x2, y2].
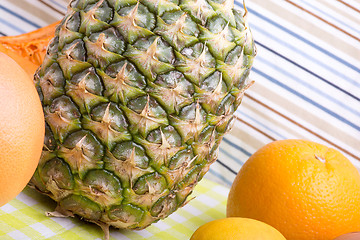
[0, 0, 359, 188]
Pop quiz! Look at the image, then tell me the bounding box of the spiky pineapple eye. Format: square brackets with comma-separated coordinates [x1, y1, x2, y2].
[111, 141, 150, 169]
[84, 0, 114, 23]
[206, 16, 223, 32]
[40, 157, 75, 190]
[108, 203, 144, 224]
[88, 28, 126, 54]
[111, 61, 142, 81]
[62, 39, 87, 61]
[146, 126, 182, 145]
[155, 70, 184, 87]
[123, 4, 155, 30]
[180, 0, 216, 24]
[132, 172, 167, 195]
[150, 193, 177, 217]
[200, 71, 223, 90]
[133, 36, 175, 64]
[60, 194, 103, 220]
[58, 130, 104, 179]
[168, 147, 194, 170]
[69, 68, 103, 95]
[147, 78, 194, 114]
[39, 63, 65, 105]
[66, 12, 81, 32]
[90, 102, 127, 127]
[110, 2, 155, 44]
[82, 169, 123, 205]
[155, 11, 199, 51]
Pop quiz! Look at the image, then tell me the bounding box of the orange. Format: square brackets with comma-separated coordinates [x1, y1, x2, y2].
[227, 139, 360, 240]
[0, 52, 44, 206]
[190, 217, 286, 240]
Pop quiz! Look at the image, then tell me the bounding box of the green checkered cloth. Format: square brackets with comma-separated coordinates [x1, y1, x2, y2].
[0, 179, 228, 239]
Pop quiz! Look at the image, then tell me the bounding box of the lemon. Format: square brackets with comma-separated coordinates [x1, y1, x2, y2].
[190, 217, 286, 240]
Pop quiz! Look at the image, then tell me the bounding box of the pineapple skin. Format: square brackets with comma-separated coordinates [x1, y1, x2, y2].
[31, 0, 256, 231]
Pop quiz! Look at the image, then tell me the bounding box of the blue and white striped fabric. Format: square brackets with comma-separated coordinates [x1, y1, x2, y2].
[0, 0, 359, 187]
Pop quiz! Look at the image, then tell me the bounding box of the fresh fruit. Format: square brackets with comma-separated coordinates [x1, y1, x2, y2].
[227, 139, 360, 240]
[190, 217, 287, 240]
[0, 44, 39, 78]
[0, 21, 59, 77]
[29, 0, 256, 235]
[0, 52, 45, 206]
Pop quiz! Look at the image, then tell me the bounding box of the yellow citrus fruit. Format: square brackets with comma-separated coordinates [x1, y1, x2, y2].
[227, 139, 360, 240]
[190, 217, 286, 240]
[0, 52, 44, 206]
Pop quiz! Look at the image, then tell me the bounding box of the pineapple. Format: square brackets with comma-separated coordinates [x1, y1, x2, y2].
[30, 0, 256, 236]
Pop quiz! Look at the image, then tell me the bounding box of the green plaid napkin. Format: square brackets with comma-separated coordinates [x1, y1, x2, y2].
[0, 178, 228, 239]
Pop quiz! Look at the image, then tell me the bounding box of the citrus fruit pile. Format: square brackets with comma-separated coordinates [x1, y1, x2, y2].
[226, 139, 360, 240]
[0, 4, 359, 239]
[191, 139, 360, 240]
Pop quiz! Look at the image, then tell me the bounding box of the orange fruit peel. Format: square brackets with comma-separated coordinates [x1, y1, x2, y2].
[0, 21, 59, 77]
[0, 52, 45, 206]
[227, 139, 360, 240]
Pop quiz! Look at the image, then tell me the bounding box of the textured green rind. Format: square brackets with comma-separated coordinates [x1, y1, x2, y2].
[31, 0, 256, 230]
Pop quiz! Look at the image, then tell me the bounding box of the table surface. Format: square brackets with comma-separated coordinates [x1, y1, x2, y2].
[0, 0, 359, 239]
